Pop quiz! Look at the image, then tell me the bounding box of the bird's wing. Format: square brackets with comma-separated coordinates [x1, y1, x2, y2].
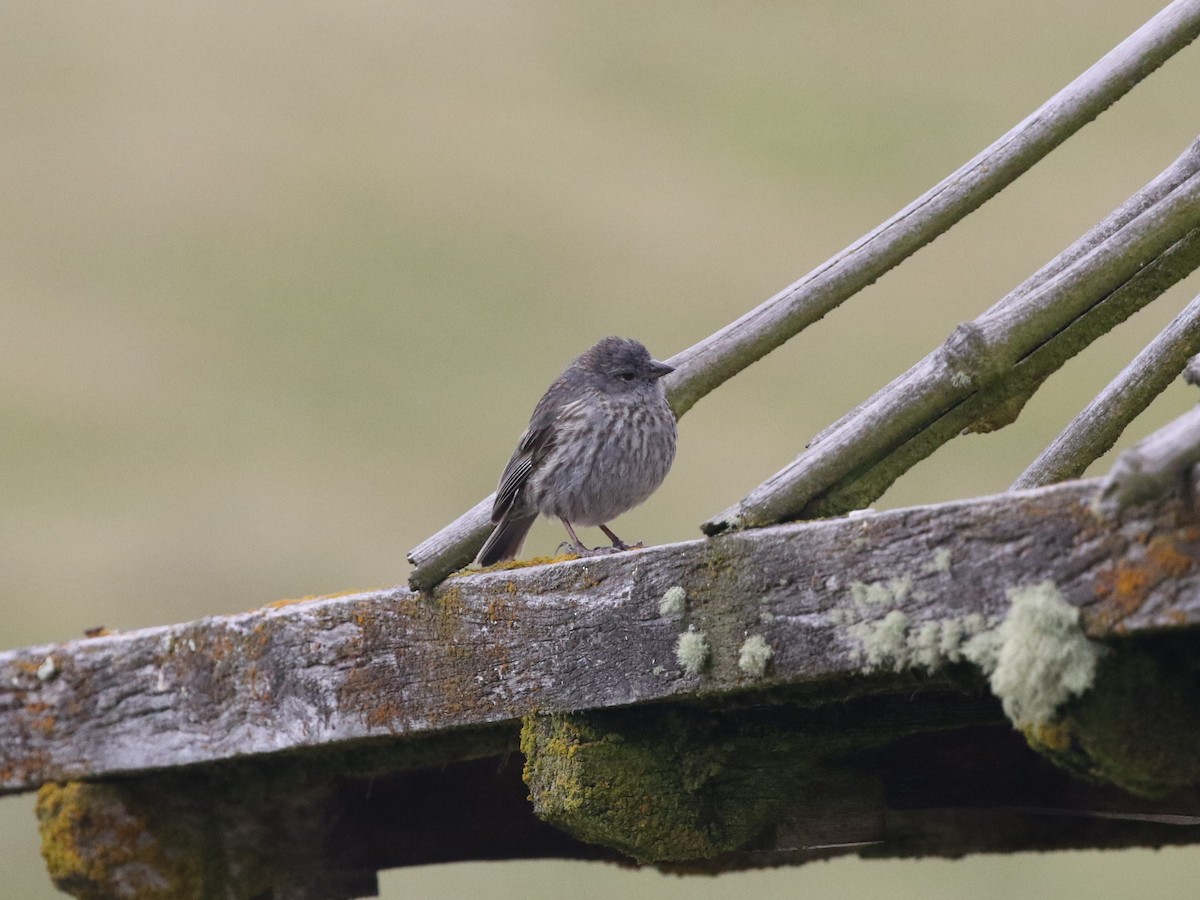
[491, 396, 586, 523]
[491, 419, 558, 522]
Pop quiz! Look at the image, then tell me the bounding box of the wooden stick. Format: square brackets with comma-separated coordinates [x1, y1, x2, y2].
[407, 3, 1200, 590]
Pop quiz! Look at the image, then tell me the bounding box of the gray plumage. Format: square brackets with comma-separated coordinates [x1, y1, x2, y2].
[477, 337, 677, 565]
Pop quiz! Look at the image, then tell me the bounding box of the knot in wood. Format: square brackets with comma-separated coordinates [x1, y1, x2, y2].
[940, 322, 1004, 389]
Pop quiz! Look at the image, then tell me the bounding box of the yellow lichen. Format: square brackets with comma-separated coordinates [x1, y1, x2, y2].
[37, 782, 203, 900]
[1090, 534, 1198, 634]
[263, 588, 373, 610]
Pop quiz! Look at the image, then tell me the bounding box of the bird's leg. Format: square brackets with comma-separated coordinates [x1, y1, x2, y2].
[558, 518, 591, 556]
[557, 519, 632, 557]
[599, 524, 643, 552]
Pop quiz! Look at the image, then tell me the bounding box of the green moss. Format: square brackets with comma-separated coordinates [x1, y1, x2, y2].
[36, 725, 516, 898]
[37, 781, 208, 900]
[464, 552, 582, 576]
[1030, 646, 1200, 797]
[521, 708, 838, 863]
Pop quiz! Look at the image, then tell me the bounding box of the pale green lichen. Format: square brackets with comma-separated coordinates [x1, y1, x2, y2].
[836, 572, 1108, 747]
[830, 575, 915, 628]
[842, 579, 1103, 731]
[675, 627, 710, 676]
[936, 618, 963, 658]
[851, 610, 911, 671]
[929, 548, 952, 574]
[848, 609, 991, 674]
[737, 635, 773, 678]
[911, 621, 944, 670]
[941, 613, 989, 664]
[659, 586, 687, 618]
[850, 576, 912, 607]
[961, 626, 1001, 673]
[985, 581, 1105, 728]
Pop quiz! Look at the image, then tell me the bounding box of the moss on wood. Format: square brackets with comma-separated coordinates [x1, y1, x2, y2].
[37, 781, 211, 900]
[1029, 643, 1200, 797]
[522, 706, 833, 863]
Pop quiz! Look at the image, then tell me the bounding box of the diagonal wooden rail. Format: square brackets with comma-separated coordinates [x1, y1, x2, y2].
[405, 0, 1200, 591]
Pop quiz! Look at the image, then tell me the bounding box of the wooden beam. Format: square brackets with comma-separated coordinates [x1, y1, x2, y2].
[13, 475, 1200, 896]
[4, 477, 1200, 793]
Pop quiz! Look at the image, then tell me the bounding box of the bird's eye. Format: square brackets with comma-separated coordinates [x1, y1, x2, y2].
[618, 371, 636, 382]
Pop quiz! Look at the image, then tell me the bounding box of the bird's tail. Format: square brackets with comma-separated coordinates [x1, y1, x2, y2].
[477, 513, 537, 566]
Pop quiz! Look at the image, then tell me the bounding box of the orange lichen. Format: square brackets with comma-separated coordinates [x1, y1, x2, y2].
[364, 699, 407, 731]
[466, 553, 579, 578]
[263, 588, 375, 610]
[485, 595, 518, 629]
[31, 715, 56, 736]
[1145, 534, 1194, 579]
[1026, 721, 1072, 753]
[0, 749, 51, 788]
[1089, 534, 1198, 634]
[1095, 561, 1154, 604]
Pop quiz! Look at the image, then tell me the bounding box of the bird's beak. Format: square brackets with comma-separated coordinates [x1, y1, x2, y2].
[649, 360, 674, 379]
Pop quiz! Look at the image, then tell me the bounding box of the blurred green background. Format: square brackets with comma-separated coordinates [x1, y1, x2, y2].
[3, 2, 1200, 897]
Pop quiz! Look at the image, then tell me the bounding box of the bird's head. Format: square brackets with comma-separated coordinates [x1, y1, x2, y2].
[576, 336, 673, 396]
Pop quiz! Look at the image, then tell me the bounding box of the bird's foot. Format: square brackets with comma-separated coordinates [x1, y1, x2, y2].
[556, 540, 590, 558]
[598, 525, 643, 553]
[556, 541, 628, 558]
[585, 545, 625, 556]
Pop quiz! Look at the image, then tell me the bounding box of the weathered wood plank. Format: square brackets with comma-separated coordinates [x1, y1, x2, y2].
[4, 476, 1200, 794]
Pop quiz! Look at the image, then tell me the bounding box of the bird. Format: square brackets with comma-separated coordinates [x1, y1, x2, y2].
[476, 336, 677, 566]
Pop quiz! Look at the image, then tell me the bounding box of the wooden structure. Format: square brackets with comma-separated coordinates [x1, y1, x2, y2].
[6, 3, 1200, 897]
[6, 476, 1200, 897]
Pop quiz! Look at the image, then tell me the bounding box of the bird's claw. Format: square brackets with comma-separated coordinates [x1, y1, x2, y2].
[586, 545, 623, 556]
[556, 541, 641, 558]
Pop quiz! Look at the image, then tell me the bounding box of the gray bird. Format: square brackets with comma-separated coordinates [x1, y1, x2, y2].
[477, 336, 677, 565]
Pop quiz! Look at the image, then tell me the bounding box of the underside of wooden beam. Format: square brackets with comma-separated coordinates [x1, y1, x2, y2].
[29, 687, 1200, 899]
